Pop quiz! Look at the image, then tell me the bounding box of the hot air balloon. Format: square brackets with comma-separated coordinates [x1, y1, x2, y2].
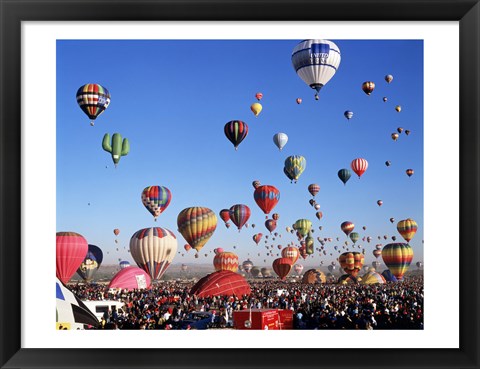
[314, 204, 320, 211]
[273, 133, 288, 151]
[405, 130, 411, 136]
[397, 218, 418, 243]
[254, 185, 280, 216]
[272, 258, 293, 280]
[377, 200, 383, 207]
[242, 259, 254, 274]
[219, 209, 231, 224]
[397, 127, 404, 134]
[296, 98, 302, 104]
[113, 229, 120, 236]
[213, 247, 224, 255]
[382, 243, 414, 281]
[351, 158, 368, 178]
[77, 244, 103, 282]
[177, 207, 217, 251]
[305, 235, 314, 254]
[308, 184, 320, 198]
[391, 133, 399, 141]
[255, 92, 263, 101]
[141, 186, 172, 221]
[395, 105, 402, 112]
[385, 74, 393, 83]
[224, 120, 248, 150]
[294, 264, 304, 275]
[261, 267, 272, 277]
[339, 252, 364, 277]
[293, 219, 312, 238]
[362, 81, 375, 95]
[102, 133, 129, 167]
[252, 180, 261, 189]
[338, 168, 351, 185]
[213, 251, 239, 272]
[229, 204, 251, 231]
[344, 110, 353, 120]
[341, 221, 355, 236]
[383, 97, 388, 102]
[119, 260, 130, 269]
[315, 211, 323, 221]
[281, 246, 300, 264]
[76, 83, 111, 126]
[385, 161, 391, 167]
[56, 232, 88, 284]
[265, 219, 277, 233]
[416, 261, 423, 269]
[373, 249, 382, 258]
[284, 155, 306, 183]
[406, 169, 414, 177]
[349, 232, 359, 244]
[253, 233, 263, 245]
[251, 102, 263, 117]
[361, 270, 386, 284]
[291, 39, 341, 99]
[130, 227, 178, 280]
[272, 213, 279, 221]
[389, 218, 395, 223]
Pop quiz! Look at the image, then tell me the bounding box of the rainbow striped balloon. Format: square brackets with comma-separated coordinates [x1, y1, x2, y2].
[141, 186, 172, 220]
[177, 207, 217, 252]
[382, 243, 414, 281]
[76, 83, 111, 125]
[224, 120, 248, 150]
[397, 218, 418, 243]
[229, 204, 251, 231]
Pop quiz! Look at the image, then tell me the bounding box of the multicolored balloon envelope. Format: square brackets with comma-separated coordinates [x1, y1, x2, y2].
[397, 218, 418, 242]
[213, 252, 239, 272]
[177, 207, 217, 251]
[281, 246, 300, 264]
[382, 242, 414, 281]
[338, 252, 364, 277]
[129, 227, 178, 280]
[229, 204, 251, 231]
[141, 186, 172, 220]
[56, 232, 89, 284]
[253, 185, 280, 215]
[224, 120, 248, 150]
[284, 155, 306, 183]
[76, 244, 103, 282]
[76, 83, 111, 126]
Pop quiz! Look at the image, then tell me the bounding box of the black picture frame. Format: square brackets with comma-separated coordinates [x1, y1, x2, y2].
[1, 0, 479, 368]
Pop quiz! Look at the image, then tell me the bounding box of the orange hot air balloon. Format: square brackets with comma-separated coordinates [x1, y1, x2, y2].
[362, 81, 375, 95]
[213, 252, 239, 272]
[113, 229, 120, 236]
[351, 158, 368, 178]
[338, 252, 364, 277]
[184, 244, 192, 252]
[341, 221, 355, 236]
[281, 246, 300, 264]
[219, 209, 231, 224]
[272, 258, 293, 280]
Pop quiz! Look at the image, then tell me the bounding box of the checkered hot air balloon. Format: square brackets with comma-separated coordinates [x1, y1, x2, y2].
[382, 243, 414, 281]
[141, 186, 172, 221]
[76, 83, 111, 126]
[281, 246, 300, 264]
[177, 207, 217, 251]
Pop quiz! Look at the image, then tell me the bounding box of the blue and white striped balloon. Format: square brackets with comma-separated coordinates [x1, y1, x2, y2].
[292, 39, 341, 97]
[273, 132, 288, 151]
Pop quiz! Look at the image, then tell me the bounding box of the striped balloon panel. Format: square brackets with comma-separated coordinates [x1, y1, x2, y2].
[291, 40, 341, 90]
[351, 158, 368, 178]
[272, 258, 293, 280]
[213, 252, 239, 272]
[339, 252, 364, 277]
[224, 121, 248, 149]
[254, 185, 280, 214]
[177, 207, 217, 251]
[141, 186, 172, 218]
[381, 243, 414, 280]
[129, 227, 178, 280]
[56, 232, 88, 284]
[308, 184, 320, 197]
[281, 247, 300, 264]
[284, 156, 306, 180]
[361, 271, 386, 284]
[229, 204, 251, 230]
[397, 219, 418, 242]
[76, 84, 111, 120]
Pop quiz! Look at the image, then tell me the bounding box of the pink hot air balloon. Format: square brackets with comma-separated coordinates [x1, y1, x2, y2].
[56, 232, 88, 284]
[214, 247, 224, 255]
[108, 267, 152, 291]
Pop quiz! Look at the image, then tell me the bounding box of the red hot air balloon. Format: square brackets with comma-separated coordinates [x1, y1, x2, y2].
[219, 209, 231, 224]
[253, 233, 263, 245]
[377, 200, 383, 206]
[272, 258, 293, 280]
[255, 92, 263, 101]
[113, 229, 120, 236]
[229, 204, 251, 231]
[253, 185, 280, 216]
[341, 221, 355, 236]
[184, 244, 192, 252]
[265, 219, 277, 233]
[308, 184, 320, 198]
[56, 232, 88, 284]
[351, 158, 368, 178]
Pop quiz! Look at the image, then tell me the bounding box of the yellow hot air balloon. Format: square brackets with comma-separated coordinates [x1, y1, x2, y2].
[397, 218, 418, 243]
[177, 207, 217, 252]
[395, 105, 402, 112]
[250, 102, 263, 117]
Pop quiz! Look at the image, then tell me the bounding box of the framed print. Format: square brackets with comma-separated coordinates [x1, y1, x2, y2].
[1, 0, 479, 368]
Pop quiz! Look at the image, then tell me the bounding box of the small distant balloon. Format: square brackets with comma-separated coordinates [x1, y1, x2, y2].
[385, 75, 393, 83]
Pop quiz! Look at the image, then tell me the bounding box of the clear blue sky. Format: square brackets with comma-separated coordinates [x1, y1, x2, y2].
[57, 39, 423, 270]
